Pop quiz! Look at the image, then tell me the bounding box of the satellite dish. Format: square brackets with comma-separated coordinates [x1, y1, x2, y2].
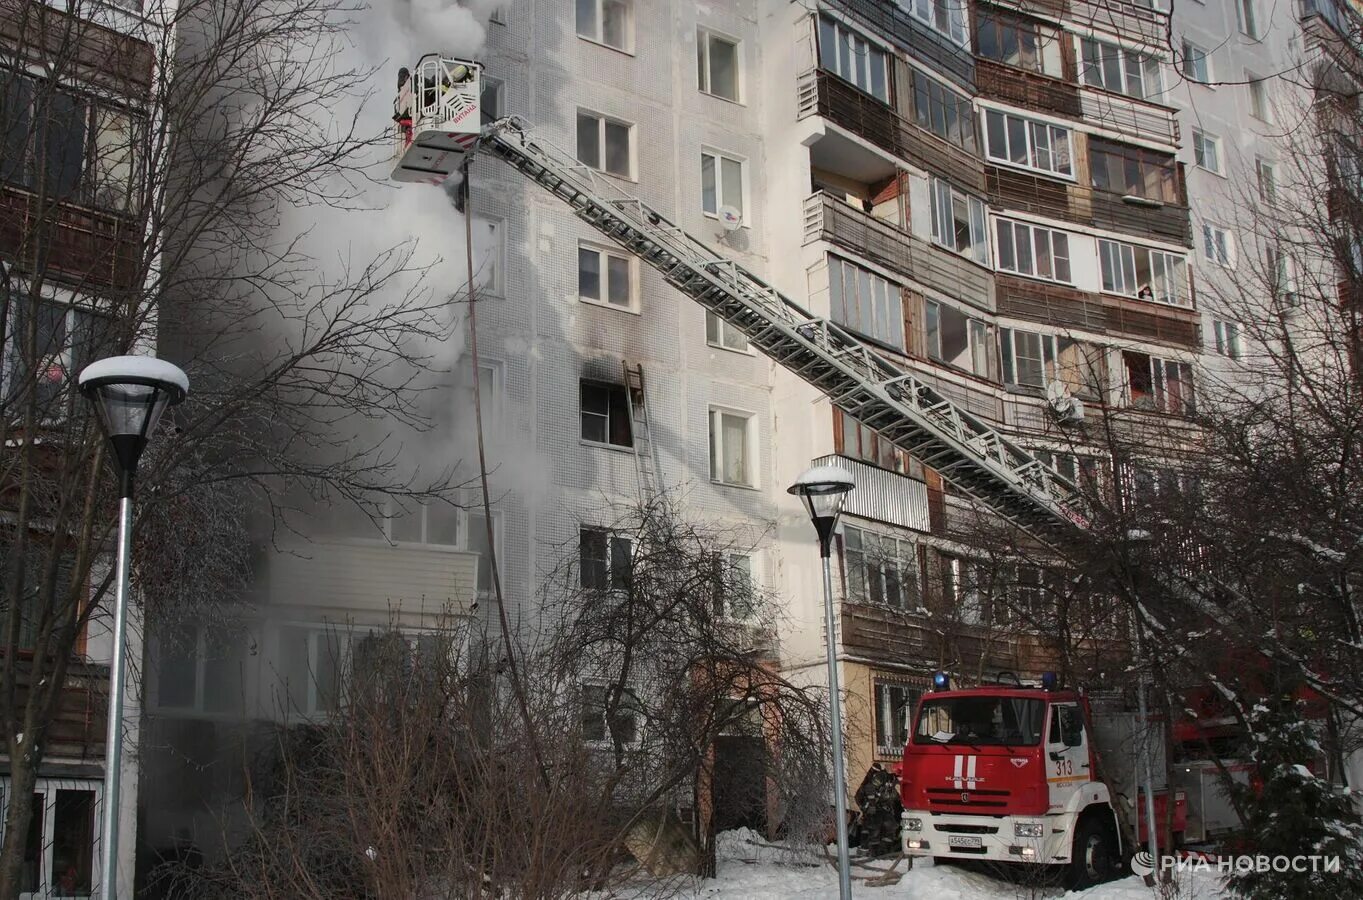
[1045, 381, 1084, 424]
[718, 205, 742, 231]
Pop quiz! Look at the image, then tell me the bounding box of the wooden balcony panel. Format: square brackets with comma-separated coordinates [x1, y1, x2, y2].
[840, 602, 1060, 673]
[0, 0, 154, 97]
[979, 0, 1067, 22]
[1078, 89, 1180, 147]
[1102, 296, 1201, 348]
[825, 0, 976, 89]
[804, 193, 995, 312]
[0, 186, 142, 289]
[11, 656, 109, 761]
[987, 166, 1192, 246]
[976, 60, 1083, 119]
[914, 369, 1005, 422]
[995, 273, 1107, 332]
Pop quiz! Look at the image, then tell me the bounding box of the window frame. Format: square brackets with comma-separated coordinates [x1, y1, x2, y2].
[874, 680, 921, 758]
[1192, 129, 1222, 175]
[1, 294, 110, 422]
[575, 108, 635, 179]
[1078, 35, 1163, 100]
[1236, 0, 1260, 39]
[827, 255, 906, 351]
[576, 0, 633, 53]
[817, 15, 890, 104]
[1097, 237, 1189, 306]
[578, 680, 643, 746]
[578, 527, 633, 592]
[911, 67, 978, 155]
[1247, 73, 1273, 123]
[706, 311, 750, 354]
[1088, 137, 1180, 203]
[1201, 223, 1233, 267]
[1180, 39, 1210, 83]
[578, 379, 634, 449]
[708, 404, 758, 488]
[926, 299, 993, 378]
[1122, 350, 1196, 415]
[151, 621, 253, 716]
[1255, 157, 1277, 203]
[0, 777, 104, 899]
[577, 241, 637, 311]
[929, 177, 989, 264]
[983, 108, 1075, 179]
[700, 147, 747, 222]
[842, 523, 921, 611]
[906, 0, 970, 48]
[993, 216, 1073, 284]
[1212, 319, 1242, 359]
[697, 27, 742, 103]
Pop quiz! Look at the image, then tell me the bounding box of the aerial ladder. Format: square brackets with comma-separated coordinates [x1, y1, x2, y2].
[392, 56, 1090, 544]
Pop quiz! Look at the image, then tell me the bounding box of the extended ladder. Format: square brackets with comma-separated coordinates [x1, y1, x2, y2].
[475, 116, 1089, 543]
[622, 361, 665, 507]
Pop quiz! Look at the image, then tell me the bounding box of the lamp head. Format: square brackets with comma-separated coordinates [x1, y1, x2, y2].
[79, 356, 188, 492]
[788, 464, 855, 556]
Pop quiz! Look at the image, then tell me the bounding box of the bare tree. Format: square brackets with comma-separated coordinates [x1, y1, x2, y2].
[0, 0, 472, 892]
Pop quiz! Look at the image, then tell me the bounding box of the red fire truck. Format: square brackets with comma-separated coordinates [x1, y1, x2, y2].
[897, 674, 1251, 887]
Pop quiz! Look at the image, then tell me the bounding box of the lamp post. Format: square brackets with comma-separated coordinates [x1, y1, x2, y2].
[78, 356, 188, 900]
[788, 464, 856, 900]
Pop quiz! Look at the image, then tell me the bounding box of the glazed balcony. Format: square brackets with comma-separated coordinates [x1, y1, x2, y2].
[820, 0, 975, 88]
[985, 0, 1168, 48]
[802, 192, 994, 313]
[1077, 88, 1180, 147]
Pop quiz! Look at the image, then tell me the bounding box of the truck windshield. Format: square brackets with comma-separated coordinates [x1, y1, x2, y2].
[913, 696, 1046, 746]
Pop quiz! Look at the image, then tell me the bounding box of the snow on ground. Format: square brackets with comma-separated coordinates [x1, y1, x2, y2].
[611, 829, 1231, 899]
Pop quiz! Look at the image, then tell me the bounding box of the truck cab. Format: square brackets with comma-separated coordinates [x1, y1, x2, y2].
[900, 685, 1121, 886]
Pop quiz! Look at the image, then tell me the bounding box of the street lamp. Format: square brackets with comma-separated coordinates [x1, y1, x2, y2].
[78, 356, 188, 900]
[788, 464, 856, 900]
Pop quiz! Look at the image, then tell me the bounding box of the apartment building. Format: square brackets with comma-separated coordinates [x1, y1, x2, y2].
[0, 1, 162, 896]
[133, 0, 1356, 874]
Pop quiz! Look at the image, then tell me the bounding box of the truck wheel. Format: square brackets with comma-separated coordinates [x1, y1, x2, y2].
[1068, 815, 1117, 889]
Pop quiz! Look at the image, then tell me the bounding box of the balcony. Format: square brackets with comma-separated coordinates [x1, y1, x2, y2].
[986, 166, 1192, 246]
[976, 60, 1083, 120]
[0, 3, 155, 94]
[1067, 0, 1168, 47]
[840, 601, 1061, 673]
[802, 192, 994, 312]
[0, 187, 142, 288]
[798, 69, 985, 194]
[814, 453, 931, 533]
[11, 656, 109, 762]
[995, 274, 1201, 349]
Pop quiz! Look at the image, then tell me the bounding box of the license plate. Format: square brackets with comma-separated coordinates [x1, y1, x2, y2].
[948, 835, 982, 849]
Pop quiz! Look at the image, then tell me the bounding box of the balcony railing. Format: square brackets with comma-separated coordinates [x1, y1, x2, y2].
[1078, 88, 1180, 146]
[839, 601, 1062, 673]
[1065, 0, 1169, 47]
[986, 166, 1192, 246]
[0, 186, 142, 288]
[976, 60, 1083, 119]
[12, 656, 109, 761]
[814, 453, 931, 532]
[798, 69, 986, 194]
[995, 274, 1200, 348]
[802, 192, 994, 313]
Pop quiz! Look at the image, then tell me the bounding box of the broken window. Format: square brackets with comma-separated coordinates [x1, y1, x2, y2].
[926, 300, 990, 377]
[1123, 351, 1194, 415]
[579, 381, 633, 447]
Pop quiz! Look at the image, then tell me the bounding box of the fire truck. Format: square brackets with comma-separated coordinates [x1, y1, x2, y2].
[899, 673, 1257, 886]
[389, 57, 1271, 889]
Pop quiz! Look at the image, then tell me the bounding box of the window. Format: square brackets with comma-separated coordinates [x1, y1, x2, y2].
[0, 71, 138, 211]
[818, 16, 889, 103]
[697, 28, 740, 101]
[991, 564, 1048, 627]
[711, 553, 756, 620]
[1247, 74, 1272, 122]
[1181, 40, 1210, 82]
[1098, 239, 1188, 305]
[1000, 329, 1105, 397]
[911, 69, 977, 154]
[1123, 351, 1195, 414]
[472, 219, 504, 295]
[1, 298, 107, 416]
[1192, 129, 1221, 174]
[580, 527, 632, 591]
[995, 218, 1072, 283]
[706, 311, 748, 352]
[701, 149, 745, 219]
[473, 360, 503, 433]
[580, 682, 641, 744]
[836, 408, 914, 473]
[155, 622, 249, 714]
[930, 178, 989, 264]
[984, 109, 1073, 177]
[577, 0, 631, 51]
[827, 256, 905, 350]
[1034, 448, 1102, 487]
[1079, 37, 1163, 99]
[3, 780, 101, 897]
[578, 243, 634, 308]
[875, 681, 920, 756]
[1089, 138, 1179, 203]
[1267, 245, 1299, 304]
[576, 110, 632, 177]
[976, 11, 1061, 76]
[1213, 319, 1242, 359]
[1256, 158, 1277, 203]
[925, 300, 991, 377]
[280, 626, 450, 715]
[480, 76, 504, 123]
[844, 524, 920, 609]
[940, 553, 984, 623]
[580, 380, 633, 447]
[901, 0, 969, 47]
[709, 406, 756, 487]
[386, 499, 461, 546]
[1201, 223, 1232, 267]
[1236, 0, 1260, 38]
[464, 510, 500, 594]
